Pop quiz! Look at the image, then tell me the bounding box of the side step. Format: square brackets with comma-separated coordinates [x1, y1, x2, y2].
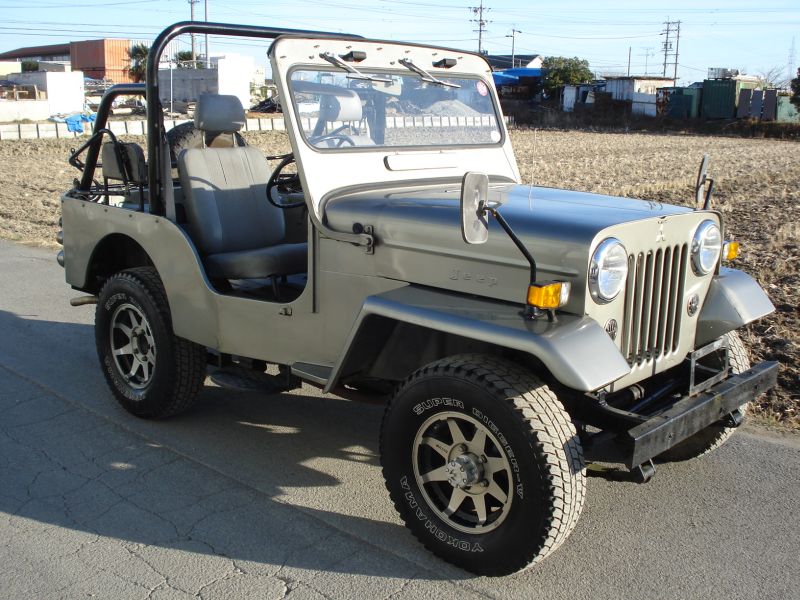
[291, 362, 332, 386]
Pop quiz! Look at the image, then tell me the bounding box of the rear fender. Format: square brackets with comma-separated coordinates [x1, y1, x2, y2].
[325, 285, 631, 393]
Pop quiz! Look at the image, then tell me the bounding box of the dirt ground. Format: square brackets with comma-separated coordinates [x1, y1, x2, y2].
[0, 129, 796, 427]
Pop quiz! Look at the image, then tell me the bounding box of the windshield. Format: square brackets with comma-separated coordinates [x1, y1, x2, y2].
[288, 68, 502, 149]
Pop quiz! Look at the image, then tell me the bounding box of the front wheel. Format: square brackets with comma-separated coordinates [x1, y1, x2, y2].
[95, 267, 207, 419]
[380, 354, 586, 576]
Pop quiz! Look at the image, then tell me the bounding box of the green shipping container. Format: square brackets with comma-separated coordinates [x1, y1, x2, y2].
[702, 79, 757, 120]
[666, 87, 702, 119]
[777, 96, 800, 123]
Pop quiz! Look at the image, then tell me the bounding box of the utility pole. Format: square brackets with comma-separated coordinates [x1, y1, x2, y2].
[469, 2, 490, 54]
[506, 28, 521, 67]
[789, 37, 797, 88]
[661, 19, 680, 81]
[673, 22, 681, 81]
[205, 0, 210, 68]
[627, 46, 631, 76]
[189, 0, 198, 66]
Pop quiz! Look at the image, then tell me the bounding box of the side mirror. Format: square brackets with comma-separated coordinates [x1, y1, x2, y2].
[460, 171, 489, 244]
[695, 154, 710, 208]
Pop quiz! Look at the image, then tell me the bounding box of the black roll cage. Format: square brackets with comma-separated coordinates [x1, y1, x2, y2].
[77, 21, 361, 215]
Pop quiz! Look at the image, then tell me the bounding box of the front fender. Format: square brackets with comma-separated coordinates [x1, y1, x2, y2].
[695, 267, 774, 347]
[325, 285, 631, 393]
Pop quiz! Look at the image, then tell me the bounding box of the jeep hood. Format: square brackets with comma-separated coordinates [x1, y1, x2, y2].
[323, 182, 694, 310]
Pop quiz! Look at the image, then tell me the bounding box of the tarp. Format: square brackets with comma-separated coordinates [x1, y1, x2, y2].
[491, 67, 543, 86]
[62, 113, 96, 133]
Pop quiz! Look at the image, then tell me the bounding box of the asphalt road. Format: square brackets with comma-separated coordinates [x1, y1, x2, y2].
[1, 239, 798, 600]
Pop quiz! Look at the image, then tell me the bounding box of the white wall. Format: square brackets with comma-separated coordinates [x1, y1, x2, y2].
[0, 61, 22, 76]
[6, 71, 85, 114]
[0, 100, 51, 122]
[216, 55, 256, 109]
[158, 54, 257, 110]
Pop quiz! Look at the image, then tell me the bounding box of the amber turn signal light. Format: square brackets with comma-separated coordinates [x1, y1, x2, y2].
[722, 241, 740, 261]
[527, 281, 570, 310]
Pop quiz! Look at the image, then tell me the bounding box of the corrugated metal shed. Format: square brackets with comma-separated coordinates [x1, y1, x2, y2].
[604, 76, 675, 101]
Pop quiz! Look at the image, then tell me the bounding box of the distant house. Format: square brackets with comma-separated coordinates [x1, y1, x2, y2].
[485, 54, 543, 71]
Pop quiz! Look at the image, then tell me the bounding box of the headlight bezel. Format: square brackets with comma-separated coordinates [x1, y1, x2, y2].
[691, 220, 722, 275]
[588, 237, 629, 303]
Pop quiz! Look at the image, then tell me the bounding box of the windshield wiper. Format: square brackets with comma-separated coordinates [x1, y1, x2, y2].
[319, 52, 393, 83]
[398, 58, 461, 88]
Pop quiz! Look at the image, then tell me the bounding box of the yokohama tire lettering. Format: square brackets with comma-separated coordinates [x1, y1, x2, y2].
[400, 476, 483, 553]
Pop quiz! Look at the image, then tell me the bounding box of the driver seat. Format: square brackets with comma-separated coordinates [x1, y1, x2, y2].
[178, 94, 307, 283]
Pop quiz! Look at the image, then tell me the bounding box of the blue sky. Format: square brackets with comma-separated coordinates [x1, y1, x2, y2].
[1, 0, 798, 84]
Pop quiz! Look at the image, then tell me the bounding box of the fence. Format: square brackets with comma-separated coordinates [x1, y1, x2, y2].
[0, 114, 509, 141]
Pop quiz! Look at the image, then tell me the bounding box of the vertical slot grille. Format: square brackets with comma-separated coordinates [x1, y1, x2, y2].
[621, 244, 688, 366]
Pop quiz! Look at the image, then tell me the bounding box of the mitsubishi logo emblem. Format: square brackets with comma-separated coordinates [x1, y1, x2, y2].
[656, 222, 666, 243]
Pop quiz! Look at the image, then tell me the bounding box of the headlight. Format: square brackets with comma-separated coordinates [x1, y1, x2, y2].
[589, 238, 628, 302]
[691, 220, 722, 275]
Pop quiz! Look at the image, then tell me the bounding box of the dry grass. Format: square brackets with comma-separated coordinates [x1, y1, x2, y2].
[0, 129, 797, 427]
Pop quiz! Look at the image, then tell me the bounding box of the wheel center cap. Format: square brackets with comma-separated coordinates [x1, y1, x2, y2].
[445, 453, 484, 489]
[132, 329, 149, 356]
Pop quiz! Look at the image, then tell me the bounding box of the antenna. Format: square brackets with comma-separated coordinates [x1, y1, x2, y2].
[639, 47, 655, 76]
[469, 2, 491, 54]
[789, 37, 797, 88]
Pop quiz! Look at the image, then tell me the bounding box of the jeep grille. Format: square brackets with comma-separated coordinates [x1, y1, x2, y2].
[621, 244, 688, 366]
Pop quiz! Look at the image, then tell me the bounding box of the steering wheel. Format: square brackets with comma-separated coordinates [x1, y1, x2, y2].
[310, 133, 357, 148]
[266, 154, 306, 209]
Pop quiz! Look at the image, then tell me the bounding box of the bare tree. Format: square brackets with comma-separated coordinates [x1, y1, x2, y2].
[756, 66, 788, 90]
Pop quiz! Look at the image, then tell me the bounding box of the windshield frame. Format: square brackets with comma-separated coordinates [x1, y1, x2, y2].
[285, 64, 506, 154]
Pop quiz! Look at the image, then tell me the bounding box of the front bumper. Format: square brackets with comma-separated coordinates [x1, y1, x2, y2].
[624, 361, 778, 467]
[585, 361, 779, 468]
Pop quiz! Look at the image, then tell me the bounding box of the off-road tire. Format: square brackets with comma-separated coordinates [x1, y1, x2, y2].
[380, 354, 586, 576]
[95, 267, 207, 419]
[659, 331, 750, 462]
[166, 122, 246, 164]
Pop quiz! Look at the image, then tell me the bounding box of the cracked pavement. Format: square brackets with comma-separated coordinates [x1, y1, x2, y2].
[1, 239, 799, 600]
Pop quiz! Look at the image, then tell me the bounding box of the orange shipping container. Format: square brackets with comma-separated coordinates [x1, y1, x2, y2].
[70, 39, 133, 83]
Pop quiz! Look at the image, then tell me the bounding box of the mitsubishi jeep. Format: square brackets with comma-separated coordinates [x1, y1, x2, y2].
[57, 22, 778, 576]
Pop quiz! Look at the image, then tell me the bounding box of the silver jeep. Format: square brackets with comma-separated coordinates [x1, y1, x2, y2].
[58, 22, 778, 576]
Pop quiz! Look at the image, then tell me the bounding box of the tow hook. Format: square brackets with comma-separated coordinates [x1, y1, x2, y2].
[722, 408, 744, 428]
[70, 295, 98, 307]
[631, 459, 656, 484]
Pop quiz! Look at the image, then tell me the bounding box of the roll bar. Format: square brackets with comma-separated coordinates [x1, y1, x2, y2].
[78, 83, 145, 192]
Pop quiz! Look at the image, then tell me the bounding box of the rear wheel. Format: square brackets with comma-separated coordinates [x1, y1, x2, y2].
[659, 331, 750, 461]
[95, 267, 207, 419]
[380, 354, 585, 576]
